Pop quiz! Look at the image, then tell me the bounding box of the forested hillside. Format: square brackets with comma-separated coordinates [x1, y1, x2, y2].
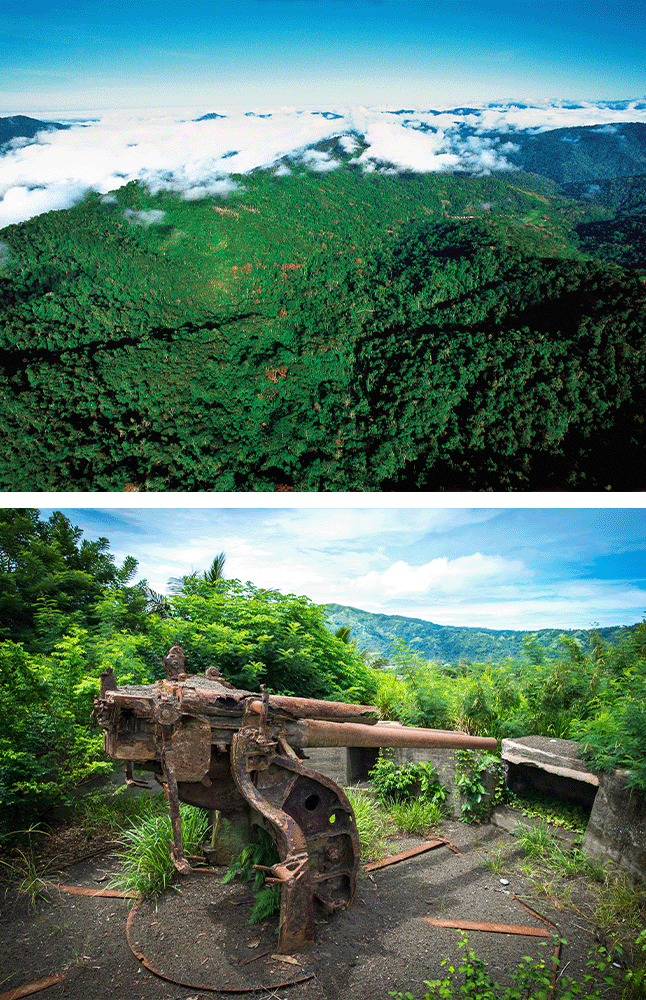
[325, 602, 634, 664]
[1, 152, 645, 490]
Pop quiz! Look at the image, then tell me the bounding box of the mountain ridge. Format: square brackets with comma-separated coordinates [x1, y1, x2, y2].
[324, 602, 637, 663]
[0, 115, 70, 147]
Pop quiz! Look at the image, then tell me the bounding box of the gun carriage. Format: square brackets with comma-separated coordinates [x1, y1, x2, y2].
[93, 646, 497, 952]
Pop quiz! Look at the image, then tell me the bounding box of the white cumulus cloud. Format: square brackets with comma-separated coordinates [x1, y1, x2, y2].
[352, 552, 531, 599]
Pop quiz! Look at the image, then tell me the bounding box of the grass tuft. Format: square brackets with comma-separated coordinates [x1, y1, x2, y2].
[384, 797, 446, 838]
[344, 787, 391, 861]
[112, 803, 209, 898]
[0, 826, 51, 908]
[515, 820, 604, 880]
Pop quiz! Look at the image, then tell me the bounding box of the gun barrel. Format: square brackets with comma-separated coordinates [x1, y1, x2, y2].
[289, 718, 498, 752]
[248, 696, 379, 723]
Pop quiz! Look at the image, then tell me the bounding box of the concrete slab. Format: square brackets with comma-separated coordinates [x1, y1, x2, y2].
[502, 736, 599, 786]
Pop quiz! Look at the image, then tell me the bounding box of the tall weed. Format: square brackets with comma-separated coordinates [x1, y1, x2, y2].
[344, 786, 391, 860]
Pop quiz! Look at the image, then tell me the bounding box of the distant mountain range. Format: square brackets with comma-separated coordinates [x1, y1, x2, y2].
[320, 118, 646, 185]
[325, 604, 635, 663]
[0, 115, 70, 147]
[466, 121, 646, 184]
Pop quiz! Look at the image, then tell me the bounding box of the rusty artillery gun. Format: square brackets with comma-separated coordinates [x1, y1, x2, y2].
[93, 645, 497, 953]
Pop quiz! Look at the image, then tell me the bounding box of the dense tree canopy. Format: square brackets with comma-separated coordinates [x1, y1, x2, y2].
[0, 167, 644, 489]
[0, 509, 137, 647]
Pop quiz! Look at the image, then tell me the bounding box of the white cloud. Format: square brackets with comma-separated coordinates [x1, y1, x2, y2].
[265, 508, 500, 546]
[404, 578, 646, 630]
[122, 208, 166, 227]
[351, 552, 531, 598]
[2, 99, 646, 228]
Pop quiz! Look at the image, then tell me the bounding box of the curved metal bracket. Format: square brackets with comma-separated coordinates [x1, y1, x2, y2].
[231, 728, 316, 953]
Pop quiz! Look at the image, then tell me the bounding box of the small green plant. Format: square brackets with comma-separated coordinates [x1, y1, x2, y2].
[113, 803, 209, 898]
[454, 751, 502, 824]
[625, 928, 646, 999]
[223, 826, 281, 924]
[369, 753, 448, 807]
[483, 842, 506, 874]
[389, 931, 621, 999]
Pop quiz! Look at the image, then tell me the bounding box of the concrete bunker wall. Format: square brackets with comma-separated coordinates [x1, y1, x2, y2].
[308, 737, 645, 883]
[502, 736, 599, 815]
[501, 737, 645, 884]
[306, 744, 495, 821]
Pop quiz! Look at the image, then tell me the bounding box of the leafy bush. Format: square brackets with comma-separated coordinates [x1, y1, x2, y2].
[0, 638, 112, 840]
[571, 623, 646, 791]
[454, 751, 503, 824]
[369, 753, 448, 807]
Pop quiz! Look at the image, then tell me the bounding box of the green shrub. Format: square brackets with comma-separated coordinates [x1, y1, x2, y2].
[369, 753, 448, 807]
[454, 750, 503, 824]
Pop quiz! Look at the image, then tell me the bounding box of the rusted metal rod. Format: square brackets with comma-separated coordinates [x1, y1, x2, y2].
[247, 695, 379, 722]
[289, 718, 498, 751]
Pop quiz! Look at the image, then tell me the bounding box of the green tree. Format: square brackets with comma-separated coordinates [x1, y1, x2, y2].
[168, 551, 226, 595]
[0, 509, 137, 649]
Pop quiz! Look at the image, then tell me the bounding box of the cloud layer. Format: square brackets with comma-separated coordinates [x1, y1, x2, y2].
[2, 99, 646, 228]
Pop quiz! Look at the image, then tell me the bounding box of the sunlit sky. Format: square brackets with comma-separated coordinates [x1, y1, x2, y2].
[35, 502, 646, 632]
[3, 0, 645, 115]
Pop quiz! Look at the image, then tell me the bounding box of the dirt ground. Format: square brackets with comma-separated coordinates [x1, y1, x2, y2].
[0, 819, 624, 1000]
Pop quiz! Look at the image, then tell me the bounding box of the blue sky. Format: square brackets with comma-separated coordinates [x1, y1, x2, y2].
[36, 504, 646, 631]
[3, 0, 645, 115]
